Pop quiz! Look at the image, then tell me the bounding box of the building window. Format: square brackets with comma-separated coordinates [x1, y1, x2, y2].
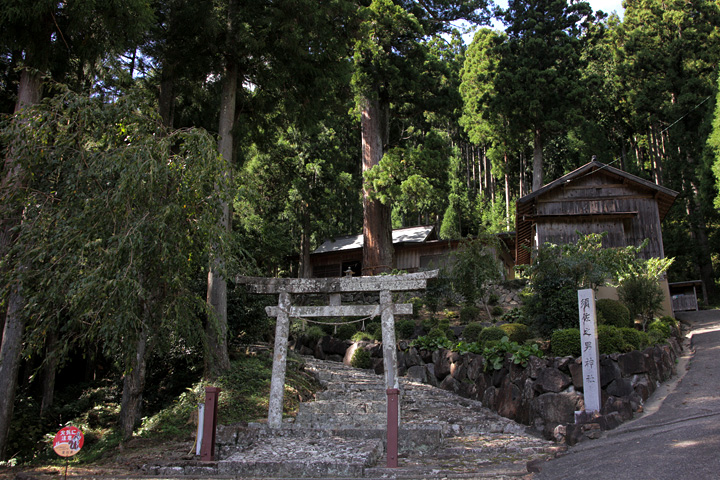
[313, 264, 342, 278]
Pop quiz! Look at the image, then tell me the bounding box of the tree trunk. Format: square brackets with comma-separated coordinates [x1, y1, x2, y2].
[504, 153, 510, 231]
[158, 68, 175, 128]
[40, 332, 59, 416]
[532, 128, 543, 191]
[119, 322, 151, 441]
[298, 210, 311, 278]
[361, 95, 392, 276]
[0, 67, 44, 460]
[205, 59, 236, 378]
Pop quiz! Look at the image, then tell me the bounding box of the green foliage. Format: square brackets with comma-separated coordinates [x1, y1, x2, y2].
[598, 325, 626, 354]
[410, 297, 424, 318]
[351, 331, 375, 342]
[550, 329, 581, 357]
[618, 276, 666, 331]
[491, 305, 504, 317]
[478, 326, 506, 345]
[411, 328, 453, 351]
[462, 322, 484, 343]
[459, 305, 481, 323]
[596, 298, 632, 328]
[447, 235, 503, 307]
[336, 322, 359, 341]
[648, 319, 672, 339]
[482, 337, 542, 371]
[304, 326, 326, 344]
[499, 323, 532, 344]
[499, 307, 526, 324]
[619, 327, 649, 351]
[350, 347, 373, 369]
[1, 89, 231, 371]
[520, 233, 669, 337]
[395, 318, 416, 339]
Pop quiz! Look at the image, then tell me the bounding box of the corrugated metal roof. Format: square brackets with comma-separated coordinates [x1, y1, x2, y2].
[312, 225, 436, 254]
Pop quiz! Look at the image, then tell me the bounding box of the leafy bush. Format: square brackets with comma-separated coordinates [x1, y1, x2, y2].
[596, 298, 632, 328]
[648, 319, 672, 339]
[499, 323, 531, 343]
[410, 297, 424, 318]
[598, 325, 626, 354]
[500, 307, 526, 324]
[462, 322, 484, 343]
[479, 326, 505, 345]
[551, 328, 581, 357]
[395, 318, 416, 339]
[420, 317, 437, 334]
[482, 337, 543, 371]
[438, 319, 456, 340]
[366, 321, 382, 340]
[336, 322, 359, 341]
[459, 305, 481, 323]
[411, 328, 453, 350]
[447, 235, 503, 306]
[351, 331, 375, 342]
[491, 305, 504, 317]
[619, 327, 648, 351]
[659, 315, 678, 327]
[618, 276, 665, 331]
[350, 347, 372, 369]
[304, 326, 326, 344]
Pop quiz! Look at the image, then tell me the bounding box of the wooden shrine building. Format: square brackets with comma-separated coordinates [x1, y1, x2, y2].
[515, 160, 679, 314]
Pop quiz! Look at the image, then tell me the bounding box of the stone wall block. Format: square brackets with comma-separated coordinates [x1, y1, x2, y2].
[601, 396, 633, 421]
[450, 357, 468, 381]
[466, 353, 484, 381]
[606, 378, 634, 397]
[568, 362, 583, 390]
[599, 356, 621, 388]
[534, 367, 571, 394]
[440, 374, 460, 393]
[554, 356, 574, 373]
[527, 355, 549, 379]
[497, 376, 522, 421]
[483, 386, 498, 410]
[434, 348, 452, 381]
[618, 350, 646, 376]
[406, 365, 428, 383]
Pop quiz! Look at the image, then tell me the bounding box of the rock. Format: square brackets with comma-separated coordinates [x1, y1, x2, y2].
[450, 357, 468, 381]
[527, 458, 545, 473]
[466, 354, 484, 381]
[606, 378, 634, 397]
[531, 392, 584, 428]
[598, 411, 623, 430]
[569, 363, 583, 389]
[406, 365, 428, 383]
[497, 376, 522, 420]
[601, 396, 633, 422]
[631, 374, 656, 401]
[599, 356, 621, 388]
[554, 356, 574, 373]
[483, 386, 498, 410]
[534, 367, 572, 394]
[434, 349, 452, 381]
[321, 336, 350, 356]
[618, 350, 647, 376]
[440, 375, 460, 393]
[527, 356, 549, 379]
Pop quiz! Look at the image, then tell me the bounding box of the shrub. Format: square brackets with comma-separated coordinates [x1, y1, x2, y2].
[598, 325, 625, 354]
[461, 322, 484, 343]
[351, 331, 374, 342]
[659, 315, 677, 327]
[648, 319, 672, 339]
[304, 326, 325, 344]
[479, 326, 506, 345]
[596, 299, 632, 328]
[365, 322, 382, 341]
[421, 317, 437, 333]
[350, 347, 372, 369]
[491, 305, 504, 317]
[336, 322, 358, 341]
[551, 328, 581, 357]
[499, 323, 532, 344]
[459, 305, 481, 323]
[619, 327, 648, 351]
[438, 319, 455, 340]
[410, 297, 424, 318]
[500, 307, 526, 324]
[618, 275, 665, 330]
[395, 319, 416, 339]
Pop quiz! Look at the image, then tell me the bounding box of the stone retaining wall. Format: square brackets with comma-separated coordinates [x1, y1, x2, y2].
[297, 334, 683, 445]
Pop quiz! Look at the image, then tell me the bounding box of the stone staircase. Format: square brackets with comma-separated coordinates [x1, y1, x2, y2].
[147, 356, 562, 478]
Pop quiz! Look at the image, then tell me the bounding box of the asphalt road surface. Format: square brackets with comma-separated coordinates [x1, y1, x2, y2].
[533, 309, 720, 480]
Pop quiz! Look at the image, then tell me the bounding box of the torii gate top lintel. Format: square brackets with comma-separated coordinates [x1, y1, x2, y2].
[236, 270, 439, 294]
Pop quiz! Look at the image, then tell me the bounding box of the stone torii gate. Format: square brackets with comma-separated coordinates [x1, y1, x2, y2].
[236, 270, 438, 429]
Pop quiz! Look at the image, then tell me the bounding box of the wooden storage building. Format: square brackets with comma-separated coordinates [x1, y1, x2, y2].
[309, 225, 515, 279]
[515, 160, 678, 265]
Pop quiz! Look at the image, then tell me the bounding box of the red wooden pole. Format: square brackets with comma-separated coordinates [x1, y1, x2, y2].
[201, 386, 221, 461]
[386, 388, 399, 468]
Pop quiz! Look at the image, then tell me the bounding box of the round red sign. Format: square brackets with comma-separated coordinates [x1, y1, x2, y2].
[52, 426, 84, 457]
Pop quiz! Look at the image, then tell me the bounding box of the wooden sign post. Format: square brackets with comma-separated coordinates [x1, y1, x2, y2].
[578, 289, 601, 413]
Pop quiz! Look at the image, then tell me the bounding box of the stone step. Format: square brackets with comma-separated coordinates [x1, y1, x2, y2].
[294, 411, 387, 427]
[299, 399, 387, 415]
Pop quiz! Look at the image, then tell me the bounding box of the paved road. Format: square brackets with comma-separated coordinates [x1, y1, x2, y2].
[533, 309, 720, 480]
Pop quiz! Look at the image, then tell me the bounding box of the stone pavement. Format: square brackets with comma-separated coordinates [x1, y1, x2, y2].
[530, 309, 720, 480]
[147, 355, 563, 479]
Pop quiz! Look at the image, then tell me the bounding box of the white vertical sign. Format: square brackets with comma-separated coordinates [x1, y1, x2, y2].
[578, 289, 601, 413]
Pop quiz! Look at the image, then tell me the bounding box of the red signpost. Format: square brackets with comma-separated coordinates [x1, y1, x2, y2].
[201, 386, 221, 461]
[53, 426, 84, 480]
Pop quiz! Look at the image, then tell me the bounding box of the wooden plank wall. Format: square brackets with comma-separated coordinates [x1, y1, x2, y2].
[535, 175, 665, 259]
